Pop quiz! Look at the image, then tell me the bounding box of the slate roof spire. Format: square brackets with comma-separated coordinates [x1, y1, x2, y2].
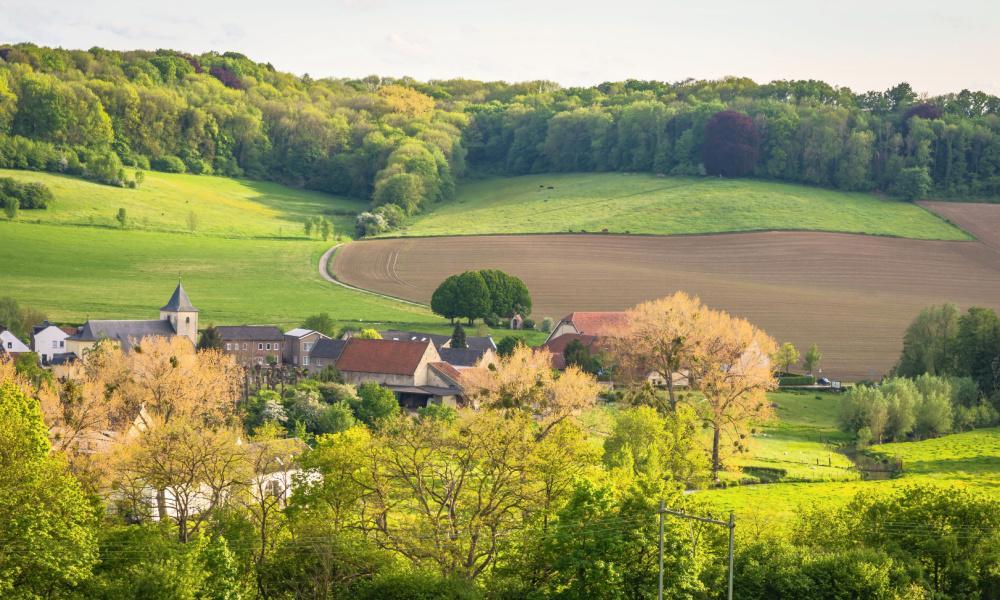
[160, 282, 198, 312]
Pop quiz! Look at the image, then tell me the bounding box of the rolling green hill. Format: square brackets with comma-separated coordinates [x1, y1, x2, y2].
[0, 169, 366, 238]
[396, 173, 969, 240]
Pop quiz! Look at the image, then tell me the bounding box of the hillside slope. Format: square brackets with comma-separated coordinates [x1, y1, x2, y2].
[396, 173, 968, 240]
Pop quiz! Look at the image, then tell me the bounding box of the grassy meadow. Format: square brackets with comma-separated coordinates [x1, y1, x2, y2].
[397, 173, 969, 240]
[0, 169, 366, 238]
[698, 390, 1000, 527]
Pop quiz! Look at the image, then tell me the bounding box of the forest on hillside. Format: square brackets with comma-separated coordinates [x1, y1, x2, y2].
[2, 43, 1000, 233]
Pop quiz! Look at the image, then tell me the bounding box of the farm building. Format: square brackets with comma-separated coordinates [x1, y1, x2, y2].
[380, 329, 497, 369]
[334, 338, 463, 409]
[545, 311, 629, 343]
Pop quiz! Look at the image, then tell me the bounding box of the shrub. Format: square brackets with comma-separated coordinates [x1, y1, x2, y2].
[151, 155, 187, 173]
[355, 211, 388, 237]
[778, 375, 815, 387]
[540, 317, 554, 333]
[521, 318, 535, 330]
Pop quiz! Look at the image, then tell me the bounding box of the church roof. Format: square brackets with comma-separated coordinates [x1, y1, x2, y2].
[160, 283, 198, 312]
[69, 319, 177, 351]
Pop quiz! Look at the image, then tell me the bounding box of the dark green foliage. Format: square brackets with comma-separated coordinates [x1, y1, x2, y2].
[431, 275, 462, 322]
[956, 307, 1000, 396]
[0, 296, 46, 338]
[301, 312, 337, 337]
[890, 166, 932, 200]
[151, 155, 187, 173]
[496, 336, 521, 357]
[353, 382, 400, 427]
[563, 338, 597, 374]
[451, 323, 467, 349]
[197, 324, 224, 350]
[0, 177, 53, 209]
[478, 269, 532, 318]
[777, 375, 816, 386]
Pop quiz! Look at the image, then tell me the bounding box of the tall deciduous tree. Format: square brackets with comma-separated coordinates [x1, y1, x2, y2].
[803, 343, 822, 374]
[686, 307, 778, 479]
[896, 303, 961, 377]
[616, 292, 706, 408]
[773, 342, 800, 375]
[461, 344, 599, 439]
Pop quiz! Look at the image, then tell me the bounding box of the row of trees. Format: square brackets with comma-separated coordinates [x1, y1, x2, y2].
[838, 374, 995, 445]
[430, 269, 532, 324]
[0, 45, 464, 222]
[3, 44, 1000, 236]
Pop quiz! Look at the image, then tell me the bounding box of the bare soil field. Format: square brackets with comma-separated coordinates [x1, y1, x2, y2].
[332, 227, 1000, 380]
[919, 201, 1000, 250]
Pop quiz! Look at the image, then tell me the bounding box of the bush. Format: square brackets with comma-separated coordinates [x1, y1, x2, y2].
[352, 571, 482, 600]
[0, 179, 54, 209]
[151, 155, 187, 173]
[355, 211, 389, 237]
[521, 318, 535, 330]
[778, 375, 815, 387]
[890, 167, 932, 201]
[540, 317, 554, 333]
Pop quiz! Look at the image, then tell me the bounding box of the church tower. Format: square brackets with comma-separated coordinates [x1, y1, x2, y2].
[160, 282, 199, 344]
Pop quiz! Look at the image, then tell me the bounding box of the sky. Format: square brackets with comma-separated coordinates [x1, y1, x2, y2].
[1, 0, 997, 95]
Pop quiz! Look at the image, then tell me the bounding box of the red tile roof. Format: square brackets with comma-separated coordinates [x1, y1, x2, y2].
[428, 362, 463, 386]
[563, 311, 629, 336]
[542, 333, 607, 369]
[335, 338, 432, 376]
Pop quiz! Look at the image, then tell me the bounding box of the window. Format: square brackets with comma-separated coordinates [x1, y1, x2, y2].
[6, 342, 11, 349]
[265, 343, 271, 350]
[243, 343, 248, 350]
[258, 343, 264, 350]
[304, 342, 313, 352]
[275, 343, 280, 351]
[51, 340, 58, 349]
[59, 340, 64, 348]
[226, 343, 232, 351]
[303, 356, 309, 366]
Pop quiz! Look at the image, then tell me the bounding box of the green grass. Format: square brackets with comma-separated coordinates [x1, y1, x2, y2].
[397, 173, 968, 240]
[0, 169, 366, 238]
[701, 425, 1000, 527]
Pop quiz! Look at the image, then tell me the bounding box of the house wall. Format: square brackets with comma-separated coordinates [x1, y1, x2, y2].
[160, 310, 198, 344]
[1, 331, 30, 354]
[285, 332, 324, 367]
[222, 339, 283, 366]
[33, 327, 69, 363]
[341, 370, 416, 387]
[547, 322, 579, 342]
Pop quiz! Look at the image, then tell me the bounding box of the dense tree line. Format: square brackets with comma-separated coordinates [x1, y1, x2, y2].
[3, 44, 1000, 236]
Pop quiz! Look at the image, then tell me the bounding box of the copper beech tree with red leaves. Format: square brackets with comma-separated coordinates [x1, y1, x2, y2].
[702, 110, 760, 177]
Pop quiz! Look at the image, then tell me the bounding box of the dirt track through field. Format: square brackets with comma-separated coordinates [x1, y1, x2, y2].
[332, 211, 1000, 380]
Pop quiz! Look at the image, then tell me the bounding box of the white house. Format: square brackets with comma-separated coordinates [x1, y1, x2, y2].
[0, 330, 30, 355]
[32, 321, 72, 364]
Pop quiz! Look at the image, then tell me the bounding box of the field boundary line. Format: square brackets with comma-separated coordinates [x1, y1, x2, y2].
[369, 227, 974, 243]
[318, 244, 428, 308]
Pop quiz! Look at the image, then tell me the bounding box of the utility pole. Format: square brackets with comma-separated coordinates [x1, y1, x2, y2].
[658, 499, 665, 600]
[657, 506, 736, 600]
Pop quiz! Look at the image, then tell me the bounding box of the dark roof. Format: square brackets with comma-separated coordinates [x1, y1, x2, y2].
[438, 346, 490, 368]
[542, 333, 605, 370]
[71, 319, 177, 350]
[336, 338, 433, 376]
[32, 320, 53, 335]
[310, 338, 347, 360]
[160, 283, 198, 312]
[50, 352, 78, 365]
[381, 330, 496, 353]
[215, 325, 284, 341]
[381, 330, 450, 346]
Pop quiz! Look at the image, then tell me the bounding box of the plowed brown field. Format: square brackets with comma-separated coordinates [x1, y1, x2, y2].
[333, 208, 1000, 380]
